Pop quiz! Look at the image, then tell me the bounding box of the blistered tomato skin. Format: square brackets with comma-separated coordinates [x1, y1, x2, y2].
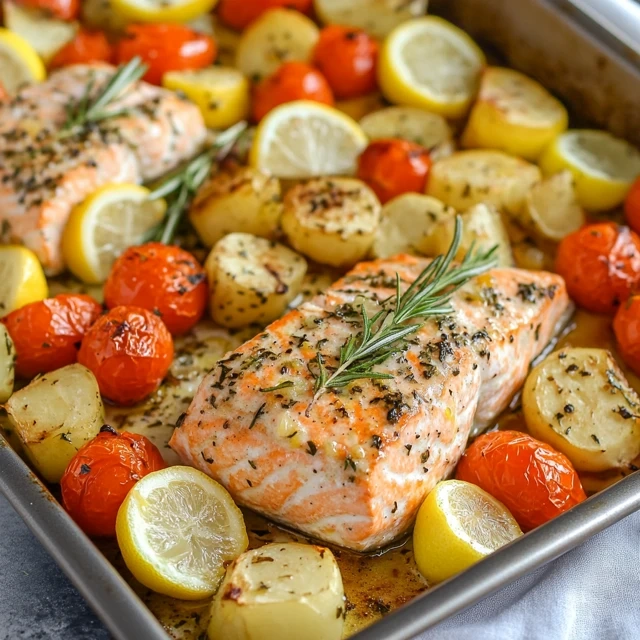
[104, 243, 208, 335]
[2, 294, 102, 379]
[218, 0, 312, 31]
[78, 306, 174, 406]
[614, 295, 640, 376]
[456, 430, 587, 532]
[50, 29, 113, 68]
[61, 426, 166, 537]
[555, 222, 640, 314]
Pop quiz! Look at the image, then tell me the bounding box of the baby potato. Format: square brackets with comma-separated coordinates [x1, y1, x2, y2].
[426, 150, 541, 215]
[190, 166, 283, 248]
[281, 178, 381, 267]
[205, 233, 307, 328]
[5, 364, 105, 483]
[359, 106, 455, 161]
[0, 325, 15, 404]
[523, 348, 640, 472]
[235, 9, 320, 82]
[208, 543, 345, 640]
[461, 67, 568, 161]
[371, 193, 456, 259]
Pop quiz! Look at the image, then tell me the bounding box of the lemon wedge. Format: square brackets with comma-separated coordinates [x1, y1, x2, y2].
[163, 67, 250, 130]
[413, 480, 522, 584]
[62, 184, 166, 285]
[0, 245, 48, 316]
[250, 100, 367, 179]
[378, 16, 485, 119]
[116, 466, 248, 600]
[0, 27, 46, 94]
[539, 129, 640, 211]
[110, 0, 218, 23]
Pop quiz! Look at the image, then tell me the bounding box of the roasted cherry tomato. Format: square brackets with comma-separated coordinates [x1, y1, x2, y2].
[17, 0, 79, 20]
[61, 426, 166, 537]
[115, 24, 216, 85]
[50, 29, 113, 69]
[456, 430, 587, 532]
[357, 138, 432, 204]
[78, 306, 174, 406]
[217, 0, 312, 31]
[252, 62, 334, 122]
[555, 222, 640, 314]
[312, 25, 379, 99]
[614, 294, 640, 376]
[624, 177, 640, 235]
[104, 243, 208, 336]
[2, 294, 102, 379]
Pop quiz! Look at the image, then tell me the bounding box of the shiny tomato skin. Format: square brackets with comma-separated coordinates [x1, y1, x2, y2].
[252, 62, 334, 122]
[456, 430, 587, 532]
[312, 25, 379, 99]
[17, 0, 79, 20]
[614, 294, 640, 376]
[2, 294, 102, 379]
[104, 243, 208, 335]
[78, 306, 174, 406]
[217, 0, 312, 31]
[555, 222, 640, 314]
[115, 24, 216, 85]
[624, 177, 640, 235]
[357, 138, 431, 204]
[50, 30, 113, 68]
[61, 426, 166, 537]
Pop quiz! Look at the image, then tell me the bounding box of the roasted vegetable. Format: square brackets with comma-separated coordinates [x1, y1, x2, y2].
[0, 325, 15, 403]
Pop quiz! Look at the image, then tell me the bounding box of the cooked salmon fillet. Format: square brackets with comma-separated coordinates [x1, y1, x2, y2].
[170, 256, 571, 551]
[0, 63, 206, 274]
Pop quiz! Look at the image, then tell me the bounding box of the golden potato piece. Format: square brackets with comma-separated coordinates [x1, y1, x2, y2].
[0, 324, 15, 404]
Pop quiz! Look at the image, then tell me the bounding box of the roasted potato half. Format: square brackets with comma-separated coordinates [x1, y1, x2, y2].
[426, 150, 541, 215]
[5, 364, 105, 483]
[235, 9, 320, 82]
[0, 325, 15, 404]
[205, 233, 307, 328]
[281, 178, 381, 267]
[523, 348, 640, 472]
[461, 67, 568, 161]
[208, 543, 345, 640]
[190, 166, 283, 248]
[371, 193, 456, 259]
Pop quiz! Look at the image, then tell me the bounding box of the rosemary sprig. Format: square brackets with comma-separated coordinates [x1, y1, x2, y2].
[307, 217, 498, 411]
[60, 57, 148, 134]
[144, 120, 248, 245]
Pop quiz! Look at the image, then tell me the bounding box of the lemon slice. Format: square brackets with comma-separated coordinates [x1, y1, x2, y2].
[62, 184, 166, 285]
[0, 27, 46, 94]
[163, 67, 250, 130]
[539, 129, 640, 211]
[250, 100, 367, 179]
[413, 480, 522, 584]
[0, 245, 48, 316]
[116, 466, 248, 600]
[110, 0, 218, 23]
[378, 16, 485, 119]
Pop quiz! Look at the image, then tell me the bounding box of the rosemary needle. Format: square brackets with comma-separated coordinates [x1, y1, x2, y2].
[307, 217, 498, 411]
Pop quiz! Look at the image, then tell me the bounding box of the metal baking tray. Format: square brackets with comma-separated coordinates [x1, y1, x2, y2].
[3, 0, 640, 638]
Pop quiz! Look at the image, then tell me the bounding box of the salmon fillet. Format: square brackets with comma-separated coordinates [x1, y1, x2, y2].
[170, 255, 570, 551]
[0, 64, 207, 274]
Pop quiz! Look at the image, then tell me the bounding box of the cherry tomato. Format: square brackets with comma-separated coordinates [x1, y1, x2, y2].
[17, 0, 79, 20]
[357, 138, 432, 204]
[2, 294, 102, 379]
[252, 62, 334, 122]
[613, 294, 640, 376]
[312, 26, 379, 99]
[555, 222, 640, 314]
[115, 24, 216, 85]
[624, 177, 640, 235]
[78, 306, 174, 406]
[50, 30, 113, 69]
[104, 243, 208, 335]
[217, 0, 312, 31]
[456, 430, 586, 532]
[61, 426, 166, 537]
